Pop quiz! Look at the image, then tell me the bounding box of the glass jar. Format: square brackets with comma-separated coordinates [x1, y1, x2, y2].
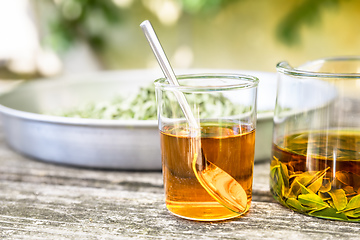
[271, 57, 360, 222]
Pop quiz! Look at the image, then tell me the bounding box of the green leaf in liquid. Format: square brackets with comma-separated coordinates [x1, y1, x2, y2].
[309, 207, 348, 221]
[318, 192, 331, 201]
[343, 186, 357, 198]
[335, 171, 352, 186]
[306, 167, 330, 187]
[298, 193, 329, 209]
[272, 162, 287, 198]
[318, 178, 332, 193]
[286, 198, 313, 212]
[280, 162, 289, 189]
[341, 194, 360, 212]
[328, 189, 348, 211]
[286, 179, 300, 198]
[328, 200, 336, 209]
[297, 180, 316, 195]
[270, 164, 279, 180]
[307, 174, 324, 193]
[270, 164, 285, 198]
[344, 208, 360, 218]
[293, 172, 314, 187]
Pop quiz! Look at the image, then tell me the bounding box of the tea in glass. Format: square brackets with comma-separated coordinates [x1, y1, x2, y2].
[155, 74, 258, 221]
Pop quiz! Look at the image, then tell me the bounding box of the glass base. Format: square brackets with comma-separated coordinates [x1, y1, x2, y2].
[166, 200, 250, 221]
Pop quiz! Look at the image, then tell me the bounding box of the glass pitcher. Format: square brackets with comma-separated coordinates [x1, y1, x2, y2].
[270, 56, 360, 221]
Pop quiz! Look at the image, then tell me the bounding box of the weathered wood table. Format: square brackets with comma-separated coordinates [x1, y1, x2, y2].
[1, 128, 360, 239]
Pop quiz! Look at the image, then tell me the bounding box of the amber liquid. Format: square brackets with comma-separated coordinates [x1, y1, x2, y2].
[160, 122, 255, 221]
[271, 130, 360, 221]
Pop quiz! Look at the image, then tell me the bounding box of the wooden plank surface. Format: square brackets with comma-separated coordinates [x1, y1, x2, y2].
[1, 131, 360, 239]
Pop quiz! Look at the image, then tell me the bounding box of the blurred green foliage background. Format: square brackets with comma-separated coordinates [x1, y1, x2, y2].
[33, 0, 360, 73]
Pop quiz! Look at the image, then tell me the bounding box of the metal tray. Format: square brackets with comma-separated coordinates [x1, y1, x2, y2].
[0, 69, 276, 170]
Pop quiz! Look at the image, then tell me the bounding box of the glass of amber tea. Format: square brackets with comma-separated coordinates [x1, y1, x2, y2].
[154, 73, 258, 221]
[271, 56, 360, 222]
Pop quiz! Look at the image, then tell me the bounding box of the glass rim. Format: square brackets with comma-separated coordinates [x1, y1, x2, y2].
[277, 56, 360, 79]
[154, 73, 259, 92]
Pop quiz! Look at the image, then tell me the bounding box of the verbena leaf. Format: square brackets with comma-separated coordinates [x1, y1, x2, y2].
[270, 164, 279, 181]
[306, 167, 330, 187]
[318, 178, 331, 193]
[328, 189, 348, 211]
[270, 164, 284, 198]
[343, 186, 356, 197]
[295, 173, 314, 187]
[277, 195, 287, 206]
[307, 175, 324, 193]
[318, 192, 331, 201]
[280, 163, 289, 189]
[328, 200, 336, 209]
[298, 193, 329, 209]
[336, 171, 351, 186]
[287, 179, 300, 198]
[286, 198, 313, 212]
[297, 180, 315, 195]
[309, 207, 348, 221]
[344, 208, 360, 218]
[342, 194, 360, 211]
[275, 164, 286, 198]
[291, 168, 328, 191]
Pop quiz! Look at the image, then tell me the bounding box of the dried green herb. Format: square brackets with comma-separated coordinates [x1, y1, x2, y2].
[48, 84, 157, 120]
[47, 84, 247, 120]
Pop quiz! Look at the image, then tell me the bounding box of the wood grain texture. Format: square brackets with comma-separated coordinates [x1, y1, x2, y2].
[1, 131, 360, 239]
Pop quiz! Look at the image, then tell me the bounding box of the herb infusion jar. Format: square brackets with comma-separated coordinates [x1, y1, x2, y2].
[270, 57, 360, 222]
